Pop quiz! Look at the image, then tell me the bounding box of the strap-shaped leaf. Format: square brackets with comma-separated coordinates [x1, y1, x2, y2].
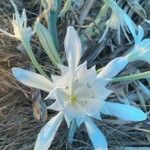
[112, 71, 150, 82]
[35, 22, 61, 68]
[21, 29, 49, 78]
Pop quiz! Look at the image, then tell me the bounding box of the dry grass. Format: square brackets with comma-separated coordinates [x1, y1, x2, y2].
[0, 0, 150, 150]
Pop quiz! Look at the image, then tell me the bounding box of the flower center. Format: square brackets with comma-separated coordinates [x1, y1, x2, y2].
[70, 95, 77, 104]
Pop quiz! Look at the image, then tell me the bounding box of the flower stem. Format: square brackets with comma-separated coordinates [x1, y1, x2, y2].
[111, 71, 150, 82]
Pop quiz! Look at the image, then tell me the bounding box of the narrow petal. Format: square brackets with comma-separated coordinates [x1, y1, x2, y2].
[139, 39, 150, 51]
[34, 112, 63, 150]
[136, 25, 144, 43]
[100, 103, 111, 115]
[58, 64, 69, 75]
[45, 88, 65, 108]
[46, 88, 73, 126]
[123, 12, 137, 40]
[21, 9, 27, 26]
[84, 117, 108, 150]
[64, 102, 87, 127]
[68, 120, 77, 143]
[12, 67, 53, 92]
[104, 102, 147, 121]
[75, 61, 97, 83]
[64, 26, 82, 69]
[97, 57, 128, 82]
[47, 102, 60, 111]
[10, 0, 20, 20]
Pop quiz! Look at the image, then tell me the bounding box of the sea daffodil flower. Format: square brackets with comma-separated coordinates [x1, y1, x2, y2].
[0, 0, 33, 41]
[12, 26, 146, 150]
[99, 0, 137, 43]
[125, 26, 150, 64]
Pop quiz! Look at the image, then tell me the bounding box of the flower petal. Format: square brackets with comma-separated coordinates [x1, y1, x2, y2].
[58, 64, 69, 75]
[75, 61, 97, 83]
[47, 102, 60, 111]
[34, 112, 63, 150]
[136, 25, 144, 43]
[64, 26, 82, 69]
[10, 0, 20, 20]
[68, 119, 77, 144]
[64, 102, 87, 127]
[84, 117, 107, 150]
[97, 57, 128, 83]
[123, 12, 137, 40]
[103, 102, 147, 121]
[12, 67, 53, 92]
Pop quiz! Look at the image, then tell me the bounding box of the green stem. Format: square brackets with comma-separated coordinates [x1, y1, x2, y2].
[21, 31, 49, 79]
[112, 71, 150, 82]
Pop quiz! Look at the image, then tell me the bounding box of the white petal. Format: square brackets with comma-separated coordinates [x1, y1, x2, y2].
[51, 75, 60, 83]
[58, 64, 69, 75]
[64, 102, 87, 127]
[21, 9, 27, 25]
[90, 79, 113, 100]
[140, 55, 150, 64]
[51, 71, 71, 89]
[100, 103, 111, 115]
[84, 117, 108, 150]
[34, 112, 63, 150]
[97, 57, 128, 83]
[47, 102, 60, 111]
[75, 62, 97, 83]
[145, 19, 150, 24]
[136, 25, 144, 43]
[46, 88, 65, 108]
[139, 39, 150, 50]
[12, 67, 53, 92]
[68, 120, 77, 143]
[123, 12, 137, 40]
[46, 88, 76, 127]
[64, 26, 82, 69]
[104, 102, 147, 121]
[10, 0, 20, 20]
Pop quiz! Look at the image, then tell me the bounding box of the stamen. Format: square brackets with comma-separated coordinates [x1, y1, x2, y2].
[70, 95, 77, 104]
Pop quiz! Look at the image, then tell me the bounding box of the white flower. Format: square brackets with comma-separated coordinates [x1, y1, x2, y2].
[0, 0, 33, 40]
[12, 26, 146, 150]
[99, 0, 137, 43]
[125, 25, 150, 64]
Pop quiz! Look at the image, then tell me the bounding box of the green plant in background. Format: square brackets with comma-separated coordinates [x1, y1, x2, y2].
[0, 0, 33, 40]
[0, 0, 63, 78]
[99, 0, 138, 43]
[35, 22, 62, 68]
[41, 0, 62, 50]
[0, 0, 49, 78]
[125, 25, 150, 64]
